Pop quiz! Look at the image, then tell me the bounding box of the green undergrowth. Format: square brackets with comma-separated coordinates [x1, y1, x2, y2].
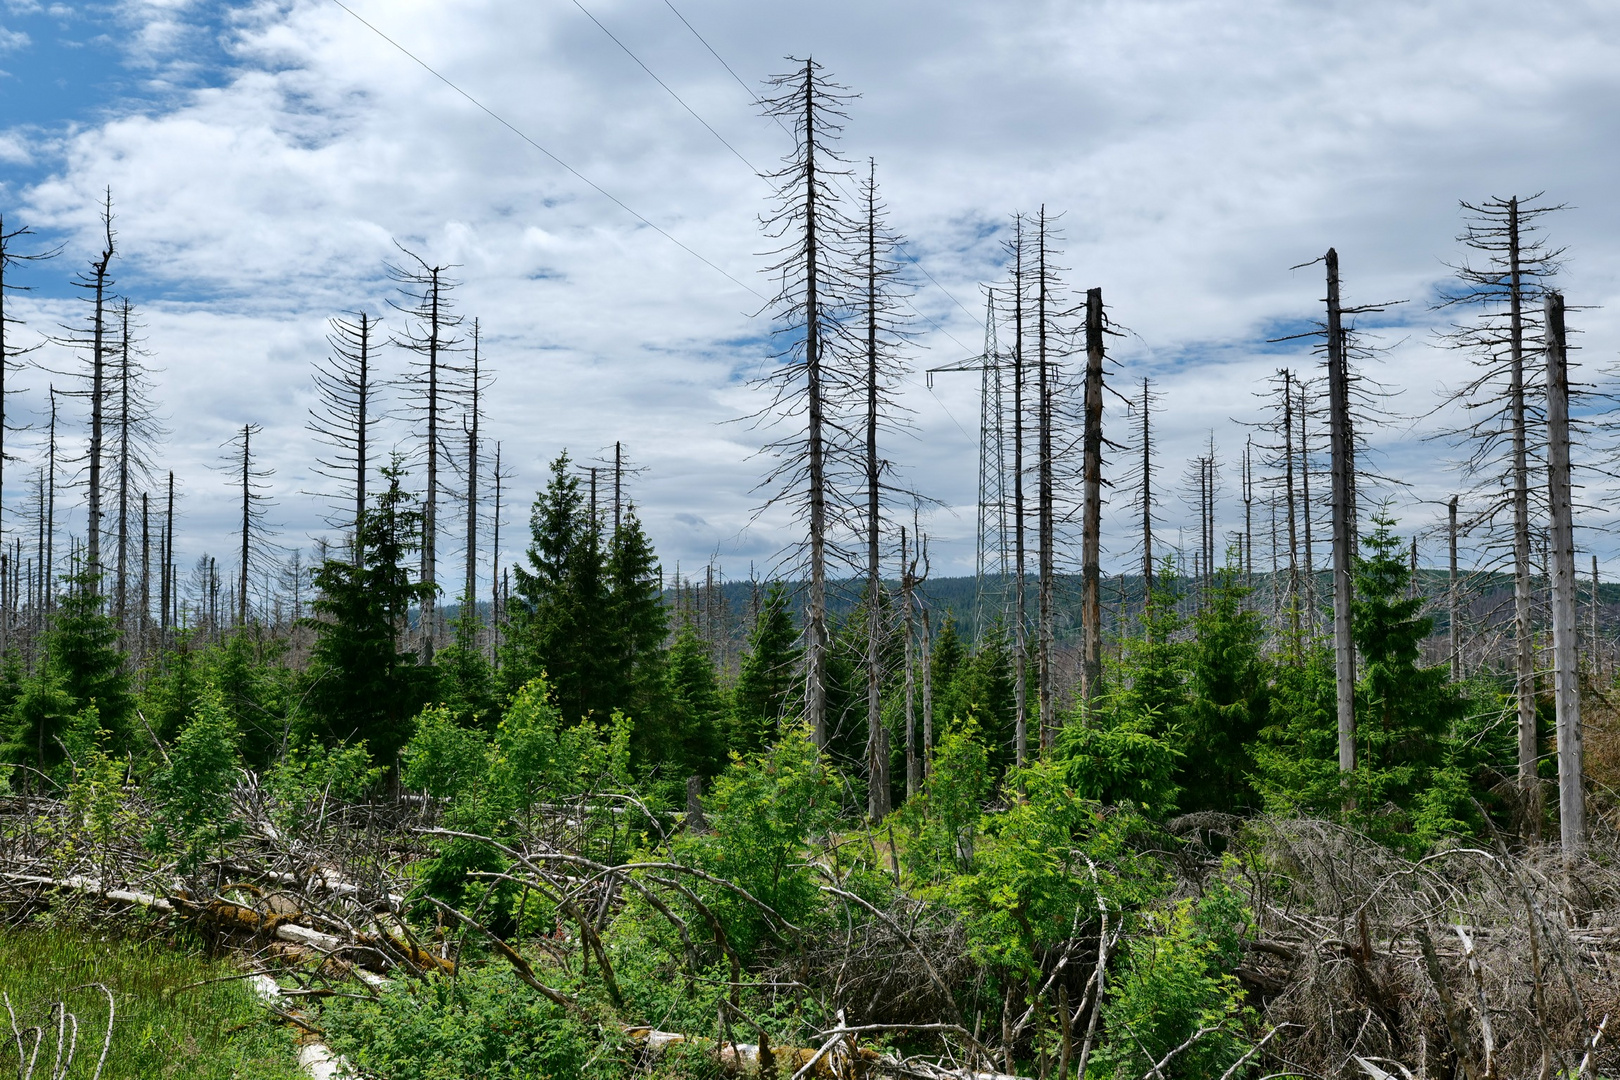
[0, 921, 303, 1080]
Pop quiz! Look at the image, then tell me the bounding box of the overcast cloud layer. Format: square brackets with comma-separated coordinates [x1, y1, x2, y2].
[3, 0, 1620, 600]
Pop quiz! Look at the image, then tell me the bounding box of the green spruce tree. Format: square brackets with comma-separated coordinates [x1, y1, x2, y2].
[731, 582, 800, 754]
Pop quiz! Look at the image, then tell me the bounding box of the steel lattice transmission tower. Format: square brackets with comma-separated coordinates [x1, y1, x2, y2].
[928, 290, 1012, 634]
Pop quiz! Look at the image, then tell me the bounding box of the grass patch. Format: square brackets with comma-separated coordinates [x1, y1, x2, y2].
[0, 921, 304, 1079]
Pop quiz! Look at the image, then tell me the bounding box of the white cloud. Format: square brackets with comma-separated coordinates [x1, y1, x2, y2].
[7, 0, 1620, 595]
[0, 25, 28, 50]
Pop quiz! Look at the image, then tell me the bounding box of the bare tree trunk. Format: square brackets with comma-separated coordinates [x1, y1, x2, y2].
[1036, 208, 1055, 749]
[161, 472, 173, 639]
[1011, 220, 1029, 768]
[1544, 291, 1584, 856]
[1282, 370, 1301, 641]
[800, 60, 830, 747]
[86, 206, 114, 585]
[1140, 378, 1154, 601]
[115, 300, 131, 627]
[464, 320, 481, 611]
[920, 598, 934, 780]
[239, 424, 252, 626]
[1505, 197, 1542, 836]
[1325, 249, 1356, 782]
[1593, 555, 1601, 683]
[1080, 287, 1104, 710]
[1299, 377, 1316, 628]
[1242, 436, 1253, 587]
[1450, 495, 1461, 682]
[140, 492, 150, 664]
[45, 390, 56, 611]
[492, 441, 503, 665]
[864, 164, 888, 819]
[901, 527, 915, 808]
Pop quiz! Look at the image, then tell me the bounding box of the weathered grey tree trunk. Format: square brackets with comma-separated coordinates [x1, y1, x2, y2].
[1544, 291, 1584, 856]
[1506, 198, 1542, 835]
[1282, 369, 1301, 641]
[239, 424, 253, 626]
[1242, 436, 1253, 587]
[1011, 219, 1029, 768]
[86, 208, 114, 584]
[1299, 376, 1316, 626]
[901, 526, 915, 807]
[1080, 286, 1104, 709]
[863, 164, 888, 818]
[140, 492, 150, 663]
[464, 320, 482, 612]
[1325, 249, 1356, 780]
[1449, 495, 1461, 682]
[1139, 378, 1154, 600]
[1593, 555, 1601, 682]
[115, 300, 133, 626]
[798, 61, 831, 748]
[920, 599, 933, 781]
[1036, 208, 1055, 749]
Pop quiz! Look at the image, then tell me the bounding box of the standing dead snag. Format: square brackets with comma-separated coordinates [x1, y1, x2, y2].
[224, 424, 274, 626]
[1436, 194, 1564, 835]
[753, 57, 863, 748]
[1544, 291, 1584, 856]
[855, 160, 910, 817]
[389, 247, 464, 659]
[0, 215, 56, 599]
[1325, 248, 1356, 780]
[1079, 287, 1105, 710]
[309, 310, 379, 564]
[1008, 216, 1031, 768]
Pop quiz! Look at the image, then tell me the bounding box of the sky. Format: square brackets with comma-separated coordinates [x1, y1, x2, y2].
[2, 0, 1620, 607]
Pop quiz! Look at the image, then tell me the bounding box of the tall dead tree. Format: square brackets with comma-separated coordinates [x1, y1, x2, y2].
[110, 299, 163, 631]
[389, 247, 463, 658]
[1544, 291, 1584, 855]
[462, 319, 488, 615]
[223, 424, 274, 626]
[1033, 208, 1074, 748]
[755, 58, 862, 748]
[1007, 215, 1031, 767]
[53, 194, 116, 587]
[1079, 287, 1105, 708]
[0, 216, 55, 567]
[1325, 248, 1356, 779]
[1449, 495, 1461, 682]
[855, 160, 910, 818]
[160, 471, 174, 639]
[1437, 194, 1564, 834]
[310, 310, 379, 562]
[1135, 378, 1159, 602]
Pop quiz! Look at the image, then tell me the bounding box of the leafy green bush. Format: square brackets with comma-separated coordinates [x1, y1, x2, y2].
[1092, 874, 1256, 1079]
[321, 963, 627, 1080]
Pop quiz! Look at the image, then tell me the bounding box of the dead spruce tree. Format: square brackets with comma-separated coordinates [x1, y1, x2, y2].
[222, 423, 275, 626]
[1004, 214, 1033, 767]
[855, 161, 911, 818]
[110, 299, 165, 631]
[309, 310, 380, 562]
[50, 192, 117, 587]
[1544, 291, 1585, 855]
[0, 215, 55, 555]
[1079, 287, 1108, 708]
[461, 319, 490, 621]
[389, 246, 464, 659]
[753, 57, 863, 748]
[1436, 193, 1564, 835]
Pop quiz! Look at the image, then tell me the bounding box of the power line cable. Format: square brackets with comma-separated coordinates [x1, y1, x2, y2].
[659, 0, 981, 329]
[328, 0, 764, 301]
[569, 0, 763, 175]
